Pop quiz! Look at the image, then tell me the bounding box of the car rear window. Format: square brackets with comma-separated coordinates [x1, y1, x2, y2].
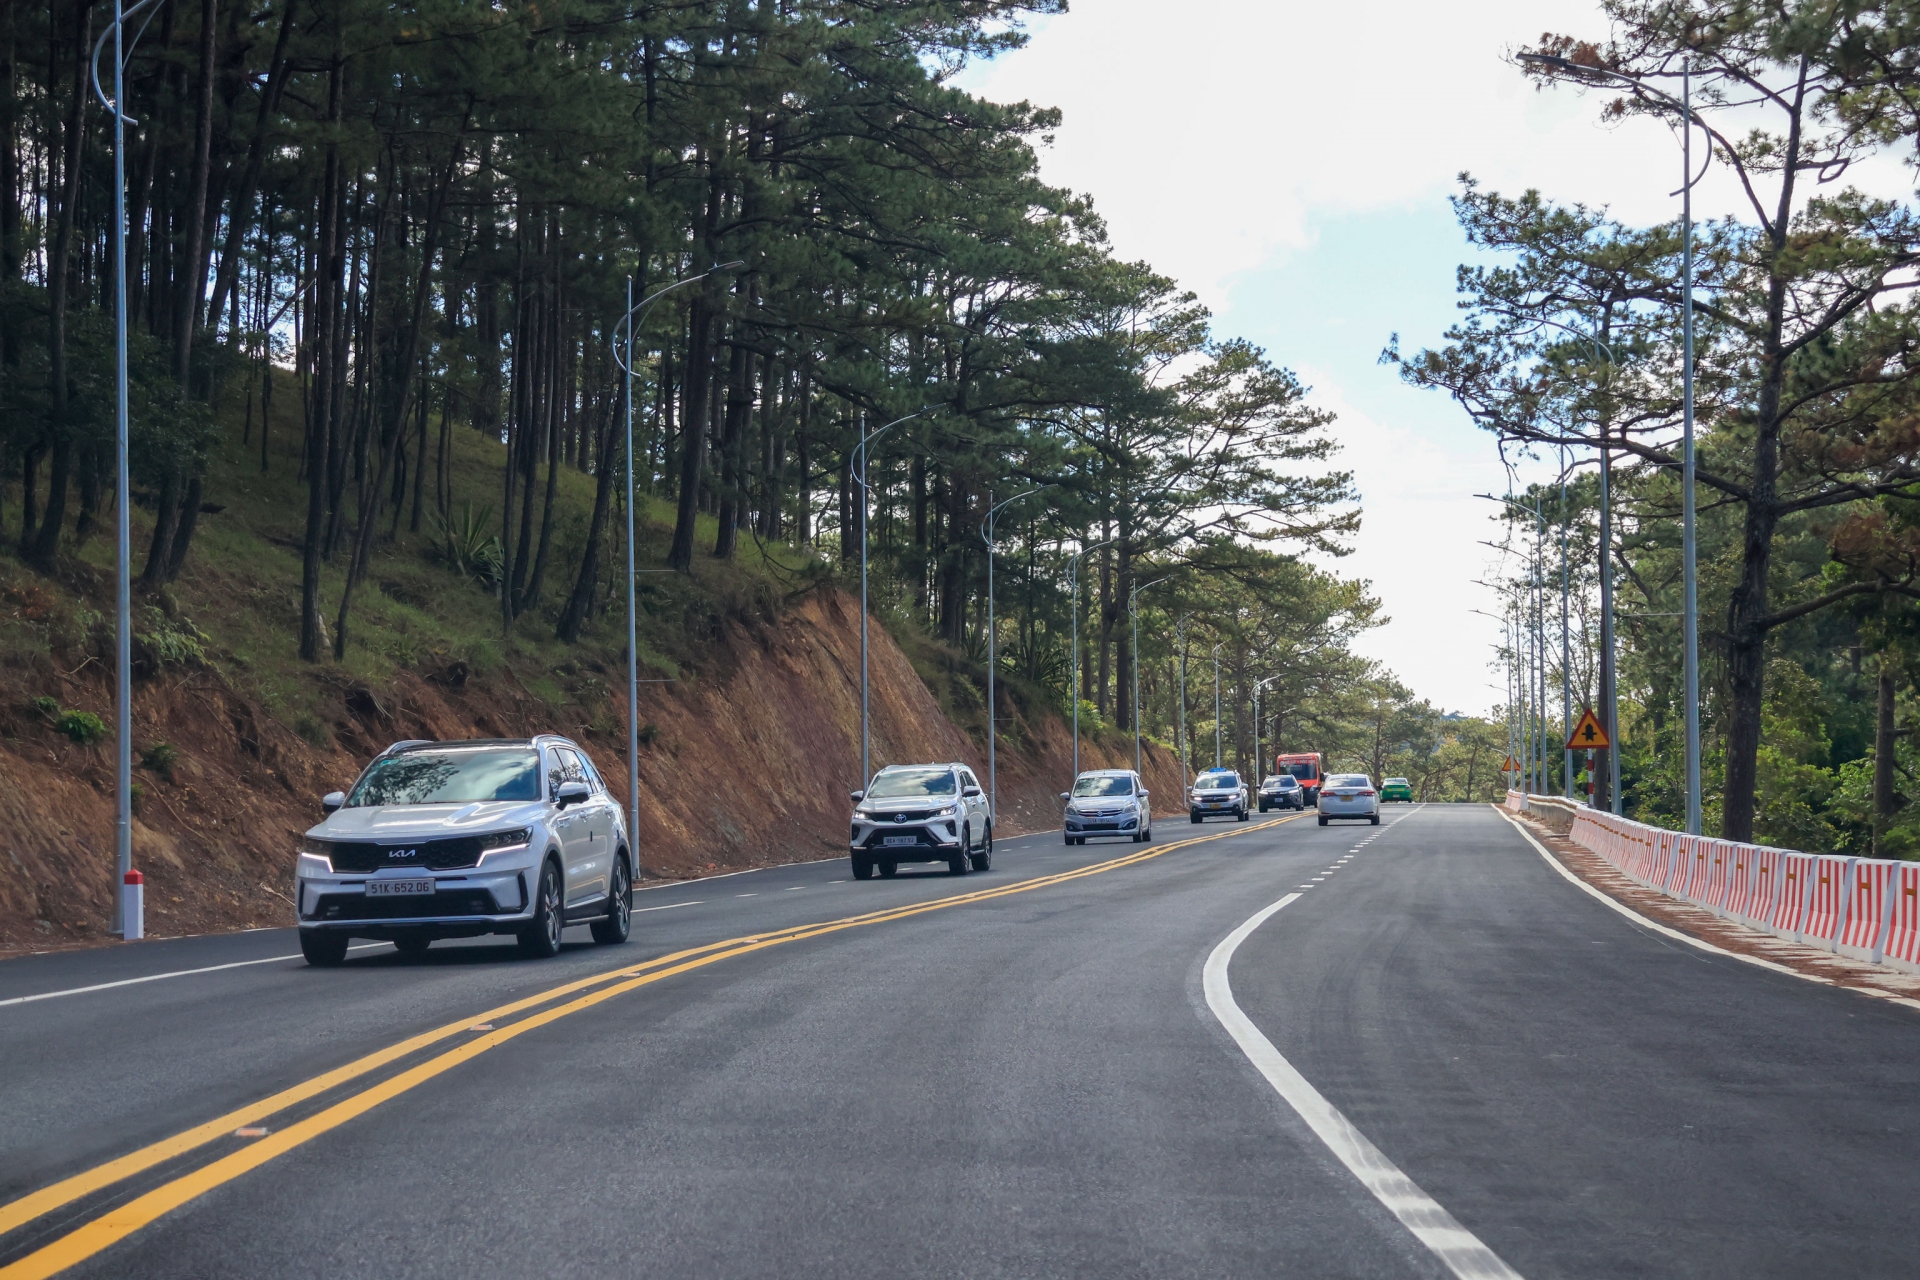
[1328, 775, 1370, 788]
[349, 748, 541, 806]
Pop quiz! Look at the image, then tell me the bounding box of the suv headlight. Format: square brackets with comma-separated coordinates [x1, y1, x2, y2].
[934, 804, 958, 818]
[476, 827, 534, 865]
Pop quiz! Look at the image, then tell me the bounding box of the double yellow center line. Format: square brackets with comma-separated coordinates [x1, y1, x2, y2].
[0, 814, 1302, 1278]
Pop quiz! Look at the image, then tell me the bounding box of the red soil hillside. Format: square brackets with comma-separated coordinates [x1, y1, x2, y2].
[0, 584, 1183, 955]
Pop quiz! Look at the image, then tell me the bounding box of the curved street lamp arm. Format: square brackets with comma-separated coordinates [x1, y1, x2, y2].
[91, 0, 167, 123]
[852, 407, 932, 494]
[980, 484, 1055, 548]
[611, 261, 744, 375]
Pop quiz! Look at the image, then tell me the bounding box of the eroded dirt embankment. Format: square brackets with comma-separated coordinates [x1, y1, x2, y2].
[0, 588, 1182, 954]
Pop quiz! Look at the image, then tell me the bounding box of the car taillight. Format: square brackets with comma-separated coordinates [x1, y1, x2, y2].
[1358, 790, 1375, 796]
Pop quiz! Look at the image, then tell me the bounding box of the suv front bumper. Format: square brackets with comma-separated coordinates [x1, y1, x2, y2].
[296, 866, 536, 937]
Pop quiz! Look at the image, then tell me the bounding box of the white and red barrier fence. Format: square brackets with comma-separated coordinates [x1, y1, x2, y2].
[1502, 790, 1920, 976]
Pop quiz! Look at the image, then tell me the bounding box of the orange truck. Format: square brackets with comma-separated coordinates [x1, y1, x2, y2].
[1273, 752, 1324, 806]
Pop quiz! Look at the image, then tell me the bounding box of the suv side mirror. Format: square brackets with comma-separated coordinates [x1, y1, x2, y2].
[849, 790, 866, 803]
[556, 780, 590, 807]
[963, 785, 982, 798]
[321, 790, 345, 813]
[1058, 791, 1070, 803]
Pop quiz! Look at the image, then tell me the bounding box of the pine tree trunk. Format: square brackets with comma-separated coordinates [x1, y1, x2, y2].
[1874, 667, 1899, 858]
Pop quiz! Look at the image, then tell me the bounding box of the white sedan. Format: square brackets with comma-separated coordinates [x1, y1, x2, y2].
[1317, 773, 1380, 826]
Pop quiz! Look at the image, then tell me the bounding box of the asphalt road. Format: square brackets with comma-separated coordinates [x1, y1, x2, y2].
[3, 803, 1919, 1278]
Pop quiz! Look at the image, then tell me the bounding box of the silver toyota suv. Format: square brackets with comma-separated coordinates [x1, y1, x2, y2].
[295, 736, 632, 966]
[849, 763, 992, 879]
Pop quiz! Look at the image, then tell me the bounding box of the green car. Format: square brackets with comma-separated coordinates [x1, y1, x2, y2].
[1380, 777, 1414, 802]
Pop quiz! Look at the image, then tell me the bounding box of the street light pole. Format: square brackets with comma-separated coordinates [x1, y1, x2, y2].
[1253, 674, 1281, 784]
[1175, 614, 1192, 782]
[1067, 538, 1114, 782]
[1519, 50, 1702, 829]
[92, 0, 162, 938]
[1212, 641, 1225, 769]
[1129, 575, 1173, 775]
[610, 262, 740, 872]
[981, 484, 1054, 823]
[853, 408, 929, 792]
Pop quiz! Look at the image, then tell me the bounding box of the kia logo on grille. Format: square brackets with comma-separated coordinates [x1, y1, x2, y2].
[893, 814, 908, 824]
[389, 848, 418, 859]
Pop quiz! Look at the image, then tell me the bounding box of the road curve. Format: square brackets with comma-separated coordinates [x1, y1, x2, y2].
[3, 805, 1919, 1278]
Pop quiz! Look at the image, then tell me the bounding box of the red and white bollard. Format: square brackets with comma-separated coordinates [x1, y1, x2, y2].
[121, 869, 144, 941]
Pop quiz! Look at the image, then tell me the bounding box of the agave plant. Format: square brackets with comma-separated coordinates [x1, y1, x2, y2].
[431, 503, 505, 588]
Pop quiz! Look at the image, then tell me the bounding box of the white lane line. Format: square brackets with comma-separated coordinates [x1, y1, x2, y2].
[633, 900, 703, 914]
[1204, 891, 1524, 1280]
[0, 943, 385, 1009]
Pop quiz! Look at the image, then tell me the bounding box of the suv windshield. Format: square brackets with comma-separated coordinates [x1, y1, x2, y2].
[348, 747, 541, 806]
[1197, 773, 1240, 789]
[1072, 775, 1135, 797]
[868, 768, 957, 798]
[1264, 776, 1297, 787]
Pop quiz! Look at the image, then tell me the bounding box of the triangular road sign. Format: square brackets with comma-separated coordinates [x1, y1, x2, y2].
[1500, 755, 1520, 773]
[1566, 708, 1611, 751]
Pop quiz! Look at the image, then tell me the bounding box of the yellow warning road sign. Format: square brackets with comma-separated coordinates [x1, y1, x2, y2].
[1500, 755, 1520, 773]
[1566, 708, 1611, 751]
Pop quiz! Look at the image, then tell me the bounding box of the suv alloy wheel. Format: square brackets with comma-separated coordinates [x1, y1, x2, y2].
[591, 856, 632, 944]
[970, 824, 992, 872]
[949, 829, 971, 876]
[517, 861, 564, 958]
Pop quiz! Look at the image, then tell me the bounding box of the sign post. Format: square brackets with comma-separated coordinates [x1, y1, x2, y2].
[1566, 710, 1611, 808]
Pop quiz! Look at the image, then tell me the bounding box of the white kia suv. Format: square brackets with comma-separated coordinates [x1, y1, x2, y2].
[1061, 769, 1151, 844]
[295, 736, 632, 965]
[849, 763, 992, 878]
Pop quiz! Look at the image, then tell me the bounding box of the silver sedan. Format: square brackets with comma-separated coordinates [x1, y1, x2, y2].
[1316, 774, 1380, 826]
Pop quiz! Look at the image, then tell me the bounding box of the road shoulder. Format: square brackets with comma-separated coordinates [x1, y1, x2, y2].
[1496, 805, 1920, 1014]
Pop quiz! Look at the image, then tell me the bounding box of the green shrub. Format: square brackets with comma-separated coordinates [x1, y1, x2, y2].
[28, 696, 59, 718]
[638, 722, 660, 746]
[56, 710, 108, 745]
[142, 741, 179, 778]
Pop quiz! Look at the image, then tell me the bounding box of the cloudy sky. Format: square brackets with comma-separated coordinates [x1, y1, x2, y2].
[954, 0, 1839, 715]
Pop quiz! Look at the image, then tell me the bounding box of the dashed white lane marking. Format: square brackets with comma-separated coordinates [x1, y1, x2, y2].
[1204, 888, 1524, 1280]
[633, 900, 702, 914]
[736, 893, 759, 898]
[0, 943, 386, 1008]
[785, 886, 804, 891]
